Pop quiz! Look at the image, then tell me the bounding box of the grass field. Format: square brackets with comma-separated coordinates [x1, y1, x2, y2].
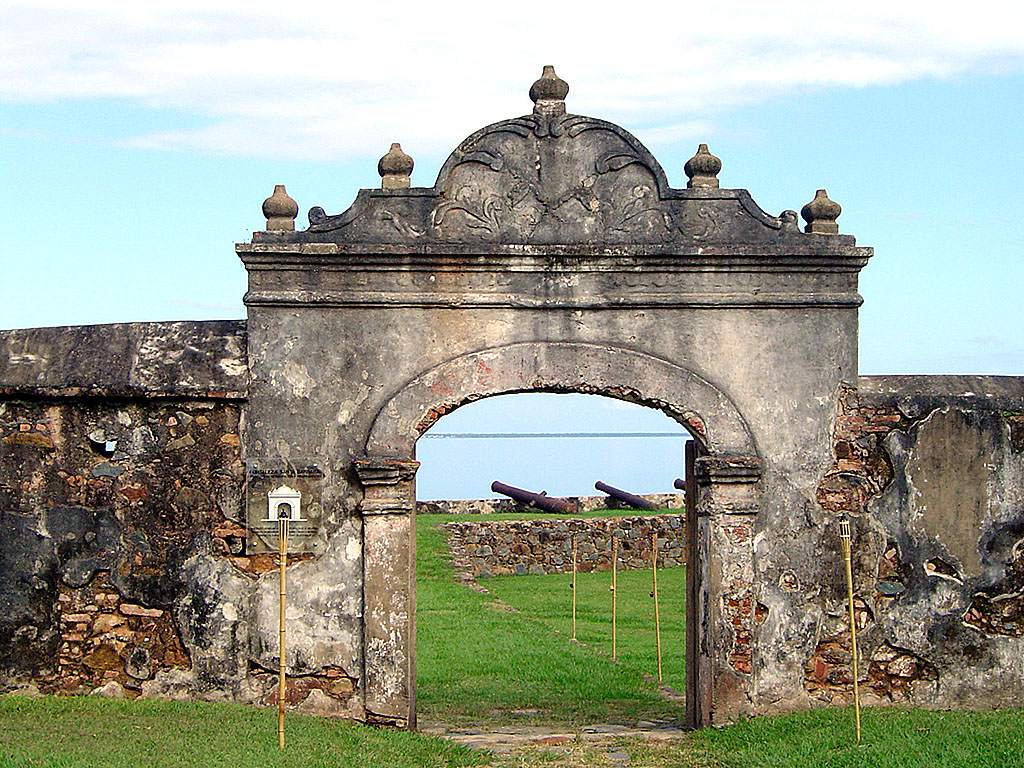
[416, 511, 684, 725]
[629, 706, 1024, 768]
[484, 562, 686, 692]
[4, 695, 1023, 767]
[0, 695, 484, 768]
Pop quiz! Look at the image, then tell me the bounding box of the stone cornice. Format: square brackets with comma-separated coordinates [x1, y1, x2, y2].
[239, 246, 869, 309]
[242, 290, 863, 310]
[237, 242, 871, 264]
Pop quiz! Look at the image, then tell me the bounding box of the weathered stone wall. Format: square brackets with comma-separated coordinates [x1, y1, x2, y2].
[417, 492, 683, 515]
[0, 394, 244, 697]
[799, 376, 1024, 710]
[1, 335, 1022, 725]
[0, 321, 248, 399]
[0, 322, 361, 717]
[442, 514, 685, 578]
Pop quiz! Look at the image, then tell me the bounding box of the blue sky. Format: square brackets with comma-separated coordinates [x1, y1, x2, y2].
[2, 2, 1022, 498]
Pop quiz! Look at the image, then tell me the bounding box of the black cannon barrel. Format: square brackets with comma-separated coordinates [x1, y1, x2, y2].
[594, 481, 657, 510]
[491, 481, 574, 514]
[673, 478, 686, 491]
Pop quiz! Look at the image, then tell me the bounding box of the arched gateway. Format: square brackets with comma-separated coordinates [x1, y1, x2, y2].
[238, 67, 871, 727]
[4, 65, 1022, 734]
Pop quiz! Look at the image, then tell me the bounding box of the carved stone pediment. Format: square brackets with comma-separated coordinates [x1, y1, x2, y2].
[289, 113, 812, 248]
[430, 114, 677, 244]
[253, 69, 857, 250]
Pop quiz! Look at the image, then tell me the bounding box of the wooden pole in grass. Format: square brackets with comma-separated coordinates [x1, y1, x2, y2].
[571, 534, 578, 641]
[838, 517, 862, 744]
[611, 534, 618, 661]
[652, 532, 663, 683]
[278, 514, 288, 750]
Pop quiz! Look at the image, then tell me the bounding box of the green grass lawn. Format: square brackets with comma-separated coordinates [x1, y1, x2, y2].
[484, 565, 685, 694]
[416, 512, 685, 726]
[4, 696, 1023, 768]
[625, 706, 1024, 768]
[0, 695, 484, 768]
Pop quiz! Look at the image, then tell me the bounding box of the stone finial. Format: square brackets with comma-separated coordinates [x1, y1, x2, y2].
[262, 184, 298, 231]
[378, 143, 414, 190]
[530, 65, 569, 116]
[684, 144, 722, 189]
[801, 189, 842, 234]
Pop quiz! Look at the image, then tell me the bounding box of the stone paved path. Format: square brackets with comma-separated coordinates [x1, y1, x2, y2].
[420, 719, 686, 759]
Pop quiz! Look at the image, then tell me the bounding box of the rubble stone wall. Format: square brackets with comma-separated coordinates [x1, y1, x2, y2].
[442, 514, 685, 578]
[800, 375, 1024, 710]
[0, 395, 247, 697]
[0, 322, 362, 716]
[417, 492, 683, 515]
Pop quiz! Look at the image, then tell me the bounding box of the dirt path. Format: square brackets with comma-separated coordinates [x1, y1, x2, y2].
[421, 719, 687, 764]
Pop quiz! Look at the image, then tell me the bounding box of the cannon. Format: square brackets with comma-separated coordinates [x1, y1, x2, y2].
[490, 481, 574, 514]
[673, 478, 686, 491]
[594, 480, 657, 510]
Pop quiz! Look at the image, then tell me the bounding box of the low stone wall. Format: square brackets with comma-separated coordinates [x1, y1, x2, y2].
[443, 514, 685, 578]
[417, 492, 683, 515]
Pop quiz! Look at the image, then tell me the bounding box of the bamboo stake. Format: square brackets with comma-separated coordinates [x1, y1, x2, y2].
[571, 535, 578, 641]
[839, 517, 862, 744]
[652, 532, 663, 683]
[611, 535, 618, 661]
[278, 515, 288, 750]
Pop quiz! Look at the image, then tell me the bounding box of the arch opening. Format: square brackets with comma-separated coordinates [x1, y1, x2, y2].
[416, 391, 695, 500]
[414, 391, 693, 727]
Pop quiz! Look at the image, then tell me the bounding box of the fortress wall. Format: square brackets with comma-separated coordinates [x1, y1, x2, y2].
[1, 321, 1022, 720]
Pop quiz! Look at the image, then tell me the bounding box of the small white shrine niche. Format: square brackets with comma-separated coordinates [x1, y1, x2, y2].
[266, 484, 303, 522]
[246, 462, 323, 554]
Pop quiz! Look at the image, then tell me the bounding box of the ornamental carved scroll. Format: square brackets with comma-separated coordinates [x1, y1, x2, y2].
[431, 115, 672, 244]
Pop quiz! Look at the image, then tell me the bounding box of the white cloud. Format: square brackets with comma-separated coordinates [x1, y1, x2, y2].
[2, 1, 1023, 161]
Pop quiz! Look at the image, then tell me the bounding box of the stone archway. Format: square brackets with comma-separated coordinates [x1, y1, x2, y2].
[356, 341, 763, 728]
[238, 66, 870, 730]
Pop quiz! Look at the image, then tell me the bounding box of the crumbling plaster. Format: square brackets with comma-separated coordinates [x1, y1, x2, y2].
[802, 378, 1024, 710]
